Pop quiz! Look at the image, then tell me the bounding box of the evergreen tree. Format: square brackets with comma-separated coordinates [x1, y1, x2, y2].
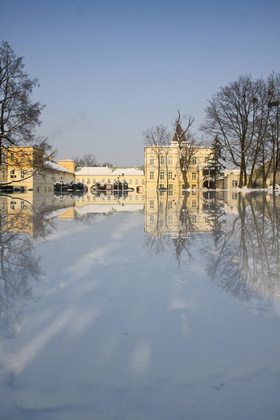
[204, 136, 226, 188]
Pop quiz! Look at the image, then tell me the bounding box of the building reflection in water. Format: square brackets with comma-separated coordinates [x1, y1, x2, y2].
[0, 189, 279, 334]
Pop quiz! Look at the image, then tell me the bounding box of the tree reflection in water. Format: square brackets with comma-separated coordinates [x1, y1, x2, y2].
[1, 191, 280, 337]
[204, 192, 280, 303]
[0, 199, 40, 336]
[145, 190, 280, 304]
[0, 195, 75, 336]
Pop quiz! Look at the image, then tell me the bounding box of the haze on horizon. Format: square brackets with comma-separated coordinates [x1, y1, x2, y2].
[2, 0, 279, 166]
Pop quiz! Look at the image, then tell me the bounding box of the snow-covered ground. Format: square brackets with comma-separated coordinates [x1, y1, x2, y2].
[0, 207, 280, 420]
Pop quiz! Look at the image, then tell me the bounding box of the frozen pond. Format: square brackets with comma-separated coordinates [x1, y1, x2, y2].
[0, 191, 280, 420]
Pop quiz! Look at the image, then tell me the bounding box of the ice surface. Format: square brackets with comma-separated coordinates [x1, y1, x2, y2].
[0, 195, 280, 420]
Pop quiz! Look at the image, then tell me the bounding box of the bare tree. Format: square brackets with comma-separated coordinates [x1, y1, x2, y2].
[173, 111, 197, 189]
[74, 153, 99, 167]
[200, 75, 273, 188]
[0, 41, 54, 184]
[267, 73, 280, 190]
[143, 125, 171, 189]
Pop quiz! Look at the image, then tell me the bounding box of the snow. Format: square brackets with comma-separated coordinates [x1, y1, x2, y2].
[0, 200, 280, 419]
[76, 166, 144, 176]
[44, 160, 74, 173]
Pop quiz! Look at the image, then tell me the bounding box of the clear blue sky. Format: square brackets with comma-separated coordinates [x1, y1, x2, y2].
[1, 0, 280, 166]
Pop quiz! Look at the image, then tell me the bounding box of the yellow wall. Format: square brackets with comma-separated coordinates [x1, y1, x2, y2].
[57, 159, 77, 172]
[4, 147, 75, 194]
[144, 144, 212, 191]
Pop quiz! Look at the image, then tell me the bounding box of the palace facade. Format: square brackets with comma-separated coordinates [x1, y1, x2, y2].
[1, 138, 243, 196]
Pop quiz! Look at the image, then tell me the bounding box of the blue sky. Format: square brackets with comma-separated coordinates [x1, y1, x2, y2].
[1, 0, 280, 166]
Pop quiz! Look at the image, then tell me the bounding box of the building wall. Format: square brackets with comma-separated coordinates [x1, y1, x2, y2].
[57, 159, 77, 172]
[75, 167, 145, 191]
[4, 147, 75, 194]
[223, 170, 241, 190]
[144, 144, 212, 192]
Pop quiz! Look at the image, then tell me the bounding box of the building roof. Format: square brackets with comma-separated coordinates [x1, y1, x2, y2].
[44, 161, 74, 174]
[75, 167, 144, 176]
[171, 124, 187, 144]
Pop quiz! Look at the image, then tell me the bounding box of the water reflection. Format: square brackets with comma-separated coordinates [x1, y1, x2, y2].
[206, 192, 280, 303]
[1, 190, 280, 420]
[0, 194, 74, 335]
[0, 190, 280, 334]
[145, 190, 280, 303]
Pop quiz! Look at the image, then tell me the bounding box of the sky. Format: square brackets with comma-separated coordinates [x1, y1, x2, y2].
[1, 0, 280, 166]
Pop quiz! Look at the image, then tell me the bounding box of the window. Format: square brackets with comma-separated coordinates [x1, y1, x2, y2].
[190, 215, 197, 223]
[232, 180, 238, 187]
[192, 200, 197, 208]
[107, 179, 111, 184]
[20, 170, 25, 179]
[232, 193, 238, 200]
[149, 171, 155, 179]
[149, 200, 155, 209]
[10, 201, 16, 210]
[160, 156, 166, 164]
[160, 170, 165, 179]
[21, 201, 25, 210]
[21, 154, 25, 163]
[168, 156, 173, 164]
[168, 171, 173, 179]
[10, 169, 16, 179]
[150, 156, 155, 165]
[191, 157, 197, 164]
[191, 172, 197, 180]
[168, 201, 173, 209]
[135, 179, 139, 184]
[87, 179, 90, 184]
[167, 215, 173, 223]
[82, 179, 85, 184]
